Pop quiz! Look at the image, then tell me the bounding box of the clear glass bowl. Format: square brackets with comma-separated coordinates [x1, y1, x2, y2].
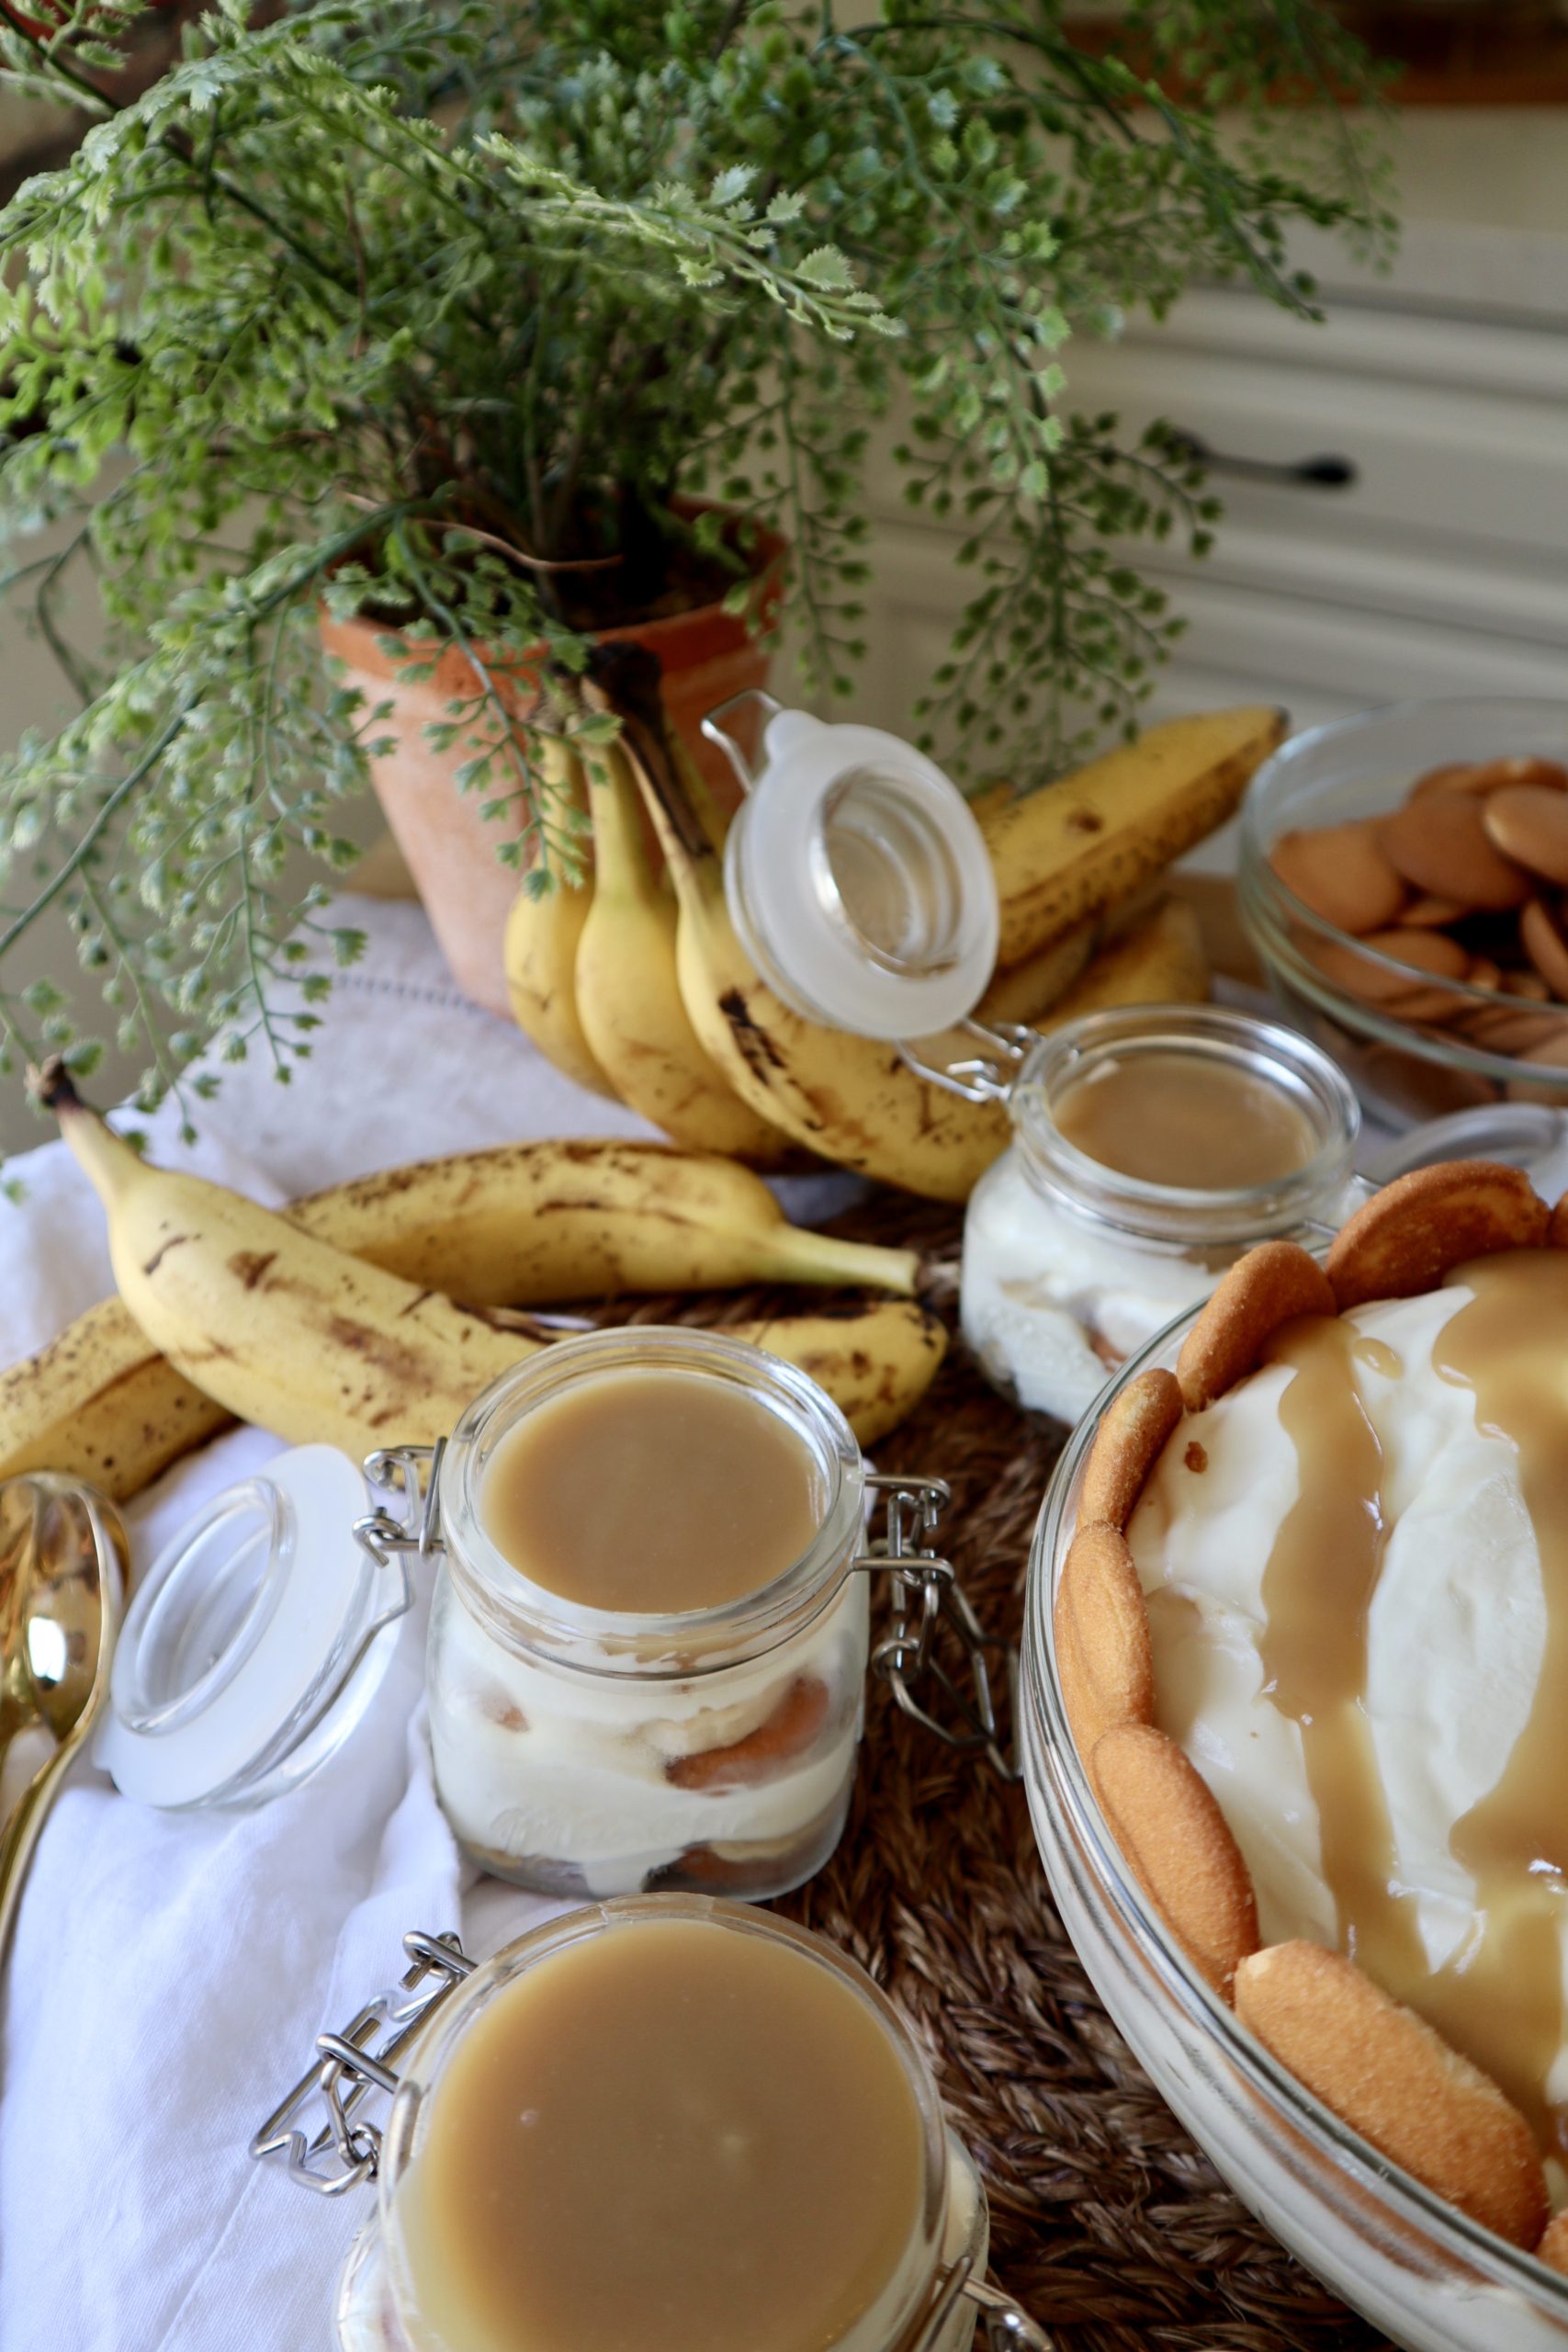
[1238, 695, 1568, 1129]
[1021, 1305, 1568, 2352]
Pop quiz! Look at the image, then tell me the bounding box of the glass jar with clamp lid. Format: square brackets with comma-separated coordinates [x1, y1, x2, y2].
[252, 1894, 1052, 2352]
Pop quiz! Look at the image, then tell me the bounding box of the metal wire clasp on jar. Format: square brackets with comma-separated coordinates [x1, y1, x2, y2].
[252, 1900, 1055, 2352]
[355, 1325, 1017, 1905]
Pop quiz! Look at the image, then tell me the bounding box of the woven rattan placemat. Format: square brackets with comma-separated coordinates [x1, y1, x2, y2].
[631, 1193, 1392, 2352]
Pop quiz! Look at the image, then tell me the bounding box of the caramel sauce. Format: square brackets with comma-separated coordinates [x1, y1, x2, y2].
[1432, 1252, 1568, 2160]
[1259, 1317, 1429, 1996]
[1258, 1256, 1568, 2157]
[399, 1918, 927, 2352]
[480, 1370, 822, 1614]
[1054, 1052, 1316, 1190]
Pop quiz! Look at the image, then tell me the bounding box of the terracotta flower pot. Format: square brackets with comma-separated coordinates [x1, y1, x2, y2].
[319, 518, 784, 1018]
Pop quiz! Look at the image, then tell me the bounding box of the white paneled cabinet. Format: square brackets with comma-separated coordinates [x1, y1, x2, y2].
[852, 279, 1568, 754]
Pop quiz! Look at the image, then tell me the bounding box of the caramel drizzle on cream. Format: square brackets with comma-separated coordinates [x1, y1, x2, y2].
[1260, 1317, 1429, 1995]
[1260, 1256, 1568, 2160]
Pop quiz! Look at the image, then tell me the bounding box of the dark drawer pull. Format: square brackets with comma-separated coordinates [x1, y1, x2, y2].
[1168, 428, 1358, 491]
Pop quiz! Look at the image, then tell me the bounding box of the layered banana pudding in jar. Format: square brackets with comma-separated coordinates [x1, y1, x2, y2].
[425, 1328, 871, 1899]
[961, 1006, 1359, 1423]
[1057, 1161, 1568, 2267]
[332, 1900, 1003, 2352]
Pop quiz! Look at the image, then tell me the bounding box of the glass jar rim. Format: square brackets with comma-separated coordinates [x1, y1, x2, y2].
[378, 1894, 953, 2345]
[1006, 1004, 1359, 1247]
[1021, 1305, 1568, 2312]
[436, 1325, 866, 1676]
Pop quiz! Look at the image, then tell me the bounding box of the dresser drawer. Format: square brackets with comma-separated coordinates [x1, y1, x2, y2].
[1046, 288, 1568, 568]
[853, 275, 1568, 758]
[850, 514, 1563, 739]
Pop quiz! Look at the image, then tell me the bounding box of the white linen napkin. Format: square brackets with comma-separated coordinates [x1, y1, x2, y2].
[0, 899, 666, 2352]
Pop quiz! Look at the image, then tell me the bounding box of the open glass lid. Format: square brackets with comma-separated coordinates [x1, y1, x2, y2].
[704, 693, 1000, 1041]
[95, 1444, 415, 1811]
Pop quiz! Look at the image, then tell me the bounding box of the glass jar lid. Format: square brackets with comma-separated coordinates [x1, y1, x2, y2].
[708, 698, 999, 1039]
[95, 1445, 407, 1809]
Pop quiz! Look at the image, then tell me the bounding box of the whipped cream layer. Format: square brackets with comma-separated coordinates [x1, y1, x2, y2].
[962, 1153, 1214, 1422]
[427, 1576, 867, 1897]
[1127, 1275, 1568, 2188]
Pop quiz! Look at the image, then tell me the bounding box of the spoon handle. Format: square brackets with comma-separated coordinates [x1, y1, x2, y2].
[0, 1723, 94, 1963]
[0, 1476, 125, 1970]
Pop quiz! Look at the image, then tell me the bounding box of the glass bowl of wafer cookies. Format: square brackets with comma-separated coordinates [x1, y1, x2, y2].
[1021, 1158, 1568, 2352]
[1240, 695, 1568, 1128]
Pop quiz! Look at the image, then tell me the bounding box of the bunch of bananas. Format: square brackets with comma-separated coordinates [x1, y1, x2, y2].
[504, 686, 1285, 1200]
[9, 1104, 942, 1503]
[11, 695, 1283, 1501]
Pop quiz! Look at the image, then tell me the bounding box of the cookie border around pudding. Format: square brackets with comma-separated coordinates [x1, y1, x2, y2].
[1054, 1161, 1568, 2260]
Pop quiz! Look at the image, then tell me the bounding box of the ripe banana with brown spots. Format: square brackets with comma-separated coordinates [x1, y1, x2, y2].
[20, 1100, 936, 1490]
[594, 662, 1012, 1202]
[571, 741, 794, 1162]
[979, 705, 1287, 967]
[592, 657, 1218, 1202]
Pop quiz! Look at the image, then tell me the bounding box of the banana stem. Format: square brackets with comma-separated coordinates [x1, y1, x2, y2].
[761, 1230, 919, 1295]
[28, 1056, 78, 1114]
[582, 646, 711, 876]
[28, 1060, 141, 1212]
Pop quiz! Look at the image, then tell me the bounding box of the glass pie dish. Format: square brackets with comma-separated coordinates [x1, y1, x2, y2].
[1021, 1303, 1568, 2352]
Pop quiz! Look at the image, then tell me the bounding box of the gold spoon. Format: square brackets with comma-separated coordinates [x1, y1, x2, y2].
[0, 1475, 127, 1965]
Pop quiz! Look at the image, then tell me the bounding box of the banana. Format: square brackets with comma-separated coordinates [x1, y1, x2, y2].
[47, 1076, 548, 1459]
[32, 1083, 943, 1477]
[0, 1295, 232, 1498]
[1037, 893, 1208, 1027]
[572, 741, 794, 1165]
[974, 914, 1099, 1025]
[0, 1137, 918, 1498]
[729, 1299, 945, 1447]
[671, 848, 1012, 1202]
[981, 707, 1287, 967]
[297, 1140, 916, 1300]
[502, 736, 617, 1100]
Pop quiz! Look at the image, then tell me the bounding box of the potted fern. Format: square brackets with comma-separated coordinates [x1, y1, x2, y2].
[0, 0, 1387, 1102]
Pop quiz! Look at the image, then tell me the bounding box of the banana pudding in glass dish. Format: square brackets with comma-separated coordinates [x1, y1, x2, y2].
[1024, 1159, 1568, 2350]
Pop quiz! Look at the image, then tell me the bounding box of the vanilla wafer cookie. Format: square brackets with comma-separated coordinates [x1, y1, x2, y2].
[1055, 1522, 1154, 1755]
[1536, 2212, 1568, 2276]
[1078, 1367, 1183, 1532]
[1090, 1722, 1258, 1997]
[1325, 1161, 1549, 1310]
[1235, 1943, 1549, 2249]
[1176, 1240, 1334, 1412]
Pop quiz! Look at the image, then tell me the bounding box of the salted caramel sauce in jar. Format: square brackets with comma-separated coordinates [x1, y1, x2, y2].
[425, 1327, 871, 1901]
[335, 1899, 992, 2352]
[961, 1005, 1361, 1424]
